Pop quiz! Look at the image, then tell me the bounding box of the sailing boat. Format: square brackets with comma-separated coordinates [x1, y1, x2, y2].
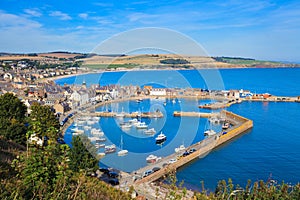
[116, 107, 125, 118]
[204, 119, 217, 136]
[117, 135, 128, 156]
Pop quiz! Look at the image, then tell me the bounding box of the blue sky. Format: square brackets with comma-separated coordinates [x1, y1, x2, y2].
[1, 0, 300, 62]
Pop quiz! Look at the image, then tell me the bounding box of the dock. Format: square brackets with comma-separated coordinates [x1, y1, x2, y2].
[173, 111, 218, 118]
[133, 110, 253, 185]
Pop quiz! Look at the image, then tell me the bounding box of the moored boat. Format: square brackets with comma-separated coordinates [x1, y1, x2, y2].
[96, 137, 106, 143]
[204, 129, 217, 136]
[105, 144, 116, 153]
[120, 123, 132, 129]
[95, 143, 105, 148]
[222, 122, 230, 129]
[146, 154, 161, 163]
[144, 128, 156, 135]
[155, 132, 167, 143]
[136, 121, 148, 129]
[175, 144, 186, 153]
[118, 149, 128, 156]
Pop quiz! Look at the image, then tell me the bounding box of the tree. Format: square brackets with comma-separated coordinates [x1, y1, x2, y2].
[69, 135, 99, 173]
[0, 93, 27, 144]
[28, 103, 59, 139]
[11, 143, 73, 199]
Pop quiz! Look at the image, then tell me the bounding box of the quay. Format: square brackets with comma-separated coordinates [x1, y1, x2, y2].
[132, 110, 253, 185]
[173, 111, 218, 118]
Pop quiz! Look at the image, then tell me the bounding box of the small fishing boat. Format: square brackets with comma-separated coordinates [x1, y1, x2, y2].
[144, 128, 156, 135]
[209, 117, 221, 124]
[118, 135, 128, 156]
[136, 121, 148, 129]
[96, 137, 106, 143]
[204, 129, 217, 136]
[222, 122, 230, 129]
[120, 123, 132, 129]
[155, 132, 167, 143]
[95, 143, 105, 148]
[105, 144, 116, 154]
[146, 155, 161, 163]
[175, 145, 186, 153]
[128, 118, 138, 124]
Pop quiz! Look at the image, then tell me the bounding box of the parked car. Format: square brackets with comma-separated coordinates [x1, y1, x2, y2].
[182, 151, 190, 157]
[108, 178, 119, 185]
[168, 158, 177, 164]
[142, 170, 153, 178]
[108, 171, 119, 178]
[152, 167, 161, 172]
[188, 148, 196, 154]
[99, 167, 110, 175]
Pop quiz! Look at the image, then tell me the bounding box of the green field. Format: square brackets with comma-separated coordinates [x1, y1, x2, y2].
[83, 63, 139, 69]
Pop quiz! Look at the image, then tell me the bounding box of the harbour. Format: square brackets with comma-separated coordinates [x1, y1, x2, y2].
[58, 68, 300, 192]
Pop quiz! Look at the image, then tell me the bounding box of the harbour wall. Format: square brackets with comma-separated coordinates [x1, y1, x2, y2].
[135, 110, 253, 184]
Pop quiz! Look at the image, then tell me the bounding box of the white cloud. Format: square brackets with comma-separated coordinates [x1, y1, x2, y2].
[79, 13, 88, 19]
[0, 11, 42, 29]
[127, 12, 159, 22]
[93, 2, 113, 7]
[49, 11, 71, 20]
[24, 8, 42, 17]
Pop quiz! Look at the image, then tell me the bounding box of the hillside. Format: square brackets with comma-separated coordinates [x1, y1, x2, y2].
[79, 54, 300, 69]
[1, 52, 299, 70]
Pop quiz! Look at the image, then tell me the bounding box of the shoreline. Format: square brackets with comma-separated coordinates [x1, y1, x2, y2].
[43, 65, 300, 83]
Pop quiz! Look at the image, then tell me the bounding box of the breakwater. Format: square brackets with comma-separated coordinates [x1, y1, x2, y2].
[134, 110, 253, 184]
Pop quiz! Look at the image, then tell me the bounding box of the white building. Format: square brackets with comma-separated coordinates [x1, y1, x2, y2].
[70, 90, 89, 106]
[150, 88, 166, 96]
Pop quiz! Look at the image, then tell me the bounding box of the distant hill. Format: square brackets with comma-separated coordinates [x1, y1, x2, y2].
[1, 52, 299, 69]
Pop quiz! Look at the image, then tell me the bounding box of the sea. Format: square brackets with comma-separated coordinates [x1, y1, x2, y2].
[56, 68, 300, 191]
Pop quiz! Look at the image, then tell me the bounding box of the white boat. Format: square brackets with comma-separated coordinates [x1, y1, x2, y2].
[155, 132, 167, 143]
[92, 116, 100, 121]
[83, 125, 91, 130]
[89, 136, 99, 142]
[121, 123, 132, 129]
[91, 128, 104, 137]
[117, 149, 128, 156]
[98, 152, 105, 157]
[71, 127, 84, 134]
[118, 135, 128, 156]
[135, 121, 148, 129]
[144, 128, 156, 135]
[87, 120, 96, 125]
[209, 117, 221, 124]
[72, 131, 83, 136]
[175, 145, 186, 153]
[105, 144, 116, 154]
[222, 122, 230, 129]
[96, 137, 106, 143]
[146, 154, 159, 163]
[95, 143, 105, 148]
[172, 99, 176, 104]
[128, 118, 138, 123]
[204, 129, 217, 136]
[116, 107, 126, 118]
[163, 102, 167, 106]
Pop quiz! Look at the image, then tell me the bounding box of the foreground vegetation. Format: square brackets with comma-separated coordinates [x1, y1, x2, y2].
[0, 93, 299, 199]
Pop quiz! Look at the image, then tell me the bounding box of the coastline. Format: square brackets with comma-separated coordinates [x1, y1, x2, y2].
[42, 65, 300, 83]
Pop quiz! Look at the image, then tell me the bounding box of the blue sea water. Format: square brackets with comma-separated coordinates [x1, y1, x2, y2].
[58, 68, 300, 191]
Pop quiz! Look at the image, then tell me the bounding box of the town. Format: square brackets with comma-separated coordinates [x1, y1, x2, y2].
[1, 57, 300, 124]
